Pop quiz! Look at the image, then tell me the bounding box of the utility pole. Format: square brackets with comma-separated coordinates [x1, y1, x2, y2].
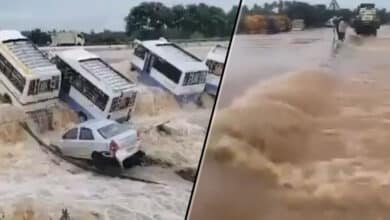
[278, 0, 284, 14]
[329, 0, 340, 11]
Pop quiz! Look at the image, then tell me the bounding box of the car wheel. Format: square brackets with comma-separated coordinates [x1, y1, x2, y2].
[91, 152, 107, 170]
[123, 151, 146, 169]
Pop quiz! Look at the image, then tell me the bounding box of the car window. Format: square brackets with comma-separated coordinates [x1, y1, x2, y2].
[98, 123, 129, 139]
[63, 128, 78, 140]
[80, 127, 94, 140]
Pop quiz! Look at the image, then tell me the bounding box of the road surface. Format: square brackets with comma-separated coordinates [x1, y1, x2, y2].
[218, 25, 390, 107]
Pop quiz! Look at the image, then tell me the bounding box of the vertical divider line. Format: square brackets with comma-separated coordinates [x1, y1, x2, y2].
[184, 1, 245, 219]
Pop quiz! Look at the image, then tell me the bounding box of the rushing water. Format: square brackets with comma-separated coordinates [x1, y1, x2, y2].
[190, 26, 390, 220]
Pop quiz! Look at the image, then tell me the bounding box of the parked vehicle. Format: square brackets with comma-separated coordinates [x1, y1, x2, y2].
[51, 31, 85, 46]
[351, 3, 381, 36]
[131, 37, 208, 103]
[56, 119, 143, 169]
[243, 14, 292, 34]
[291, 19, 305, 31]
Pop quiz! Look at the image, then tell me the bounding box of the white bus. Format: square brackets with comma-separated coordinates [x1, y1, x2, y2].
[54, 49, 137, 122]
[0, 30, 61, 112]
[130, 38, 208, 103]
[204, 45, 227, 96]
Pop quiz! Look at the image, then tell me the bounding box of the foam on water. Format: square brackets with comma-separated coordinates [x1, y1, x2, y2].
[190, 36, 390, 220]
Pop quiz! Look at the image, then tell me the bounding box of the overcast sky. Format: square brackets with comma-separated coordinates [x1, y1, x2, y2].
[2, 0, 389, 32]
[0, 0, 239, 32]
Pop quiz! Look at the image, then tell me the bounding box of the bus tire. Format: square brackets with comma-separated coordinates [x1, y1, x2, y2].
[78, 111, 88, 122]
[3, 94, 12, 104]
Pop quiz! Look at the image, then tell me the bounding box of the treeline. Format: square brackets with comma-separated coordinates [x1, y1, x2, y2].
[238, 1, 390, 33]
[84, 31, 131, 45]
[125, 2, 238, 40]
[22, 29, 51, 46]
[22, 2, 238, 46]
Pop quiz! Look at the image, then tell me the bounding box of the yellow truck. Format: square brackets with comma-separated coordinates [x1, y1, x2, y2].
[243, 14, 292, 34]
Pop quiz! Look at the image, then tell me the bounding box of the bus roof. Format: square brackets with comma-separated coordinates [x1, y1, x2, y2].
[0, 30, 27, 42]
[56, 49, 136, 95]
[137, 38, 208, 72]
[0, 30, 60, 78]
[206, 45, 227, 64]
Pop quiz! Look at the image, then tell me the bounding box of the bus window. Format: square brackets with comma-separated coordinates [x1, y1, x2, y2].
[70, 74, 109, 111]
[134, 45, 147, 60]
[153, 57, 181, 84]
[0, 53, 26, 93]
[183, 71, 207, 86]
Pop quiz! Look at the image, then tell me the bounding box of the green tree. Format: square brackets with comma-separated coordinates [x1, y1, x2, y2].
[125, 2, 172, 40]
[125, 2, 238, 40]
[227, 6, 240, 35]
[24, 29, 51, 46]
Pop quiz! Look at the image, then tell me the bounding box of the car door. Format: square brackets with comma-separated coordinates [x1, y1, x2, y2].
[78, 127, 99, 158]
[59, 127, 80, 158]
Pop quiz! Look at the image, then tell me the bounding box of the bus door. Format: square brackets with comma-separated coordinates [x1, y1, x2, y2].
[143, 53, 154, 74]
[59, 68, 72, 97]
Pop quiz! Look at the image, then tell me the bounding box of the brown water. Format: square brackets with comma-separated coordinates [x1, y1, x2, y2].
[190, 36, 390, 219]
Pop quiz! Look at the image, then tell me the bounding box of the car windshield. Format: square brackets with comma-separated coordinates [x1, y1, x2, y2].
[97, 123, 129, 139]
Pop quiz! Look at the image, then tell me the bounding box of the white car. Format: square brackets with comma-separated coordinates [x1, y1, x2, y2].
[56, 119, 143, 169]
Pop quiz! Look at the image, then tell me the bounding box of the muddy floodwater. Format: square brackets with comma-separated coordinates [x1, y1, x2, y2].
[0, 44, 218, 220]
[189, 26, 390, 220]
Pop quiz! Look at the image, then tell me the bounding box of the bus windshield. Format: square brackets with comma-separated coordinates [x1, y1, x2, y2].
[110, 92, 137, 113]
[28, 76, 60, 95]
[206, 60, 224, 76]
[183, 71, 207, 86]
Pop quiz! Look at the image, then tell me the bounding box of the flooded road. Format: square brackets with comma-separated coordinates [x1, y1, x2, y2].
[218, 26, 390, 107]
[189, 26, 390, 220]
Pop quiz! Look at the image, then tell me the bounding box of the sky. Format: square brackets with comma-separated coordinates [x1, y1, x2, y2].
[2, 0, 389, 32]
[0, 0, 239, 32]
[244, 0, 390, 11]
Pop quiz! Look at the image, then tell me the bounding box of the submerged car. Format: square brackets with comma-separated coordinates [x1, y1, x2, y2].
[56, 119, 144, 169]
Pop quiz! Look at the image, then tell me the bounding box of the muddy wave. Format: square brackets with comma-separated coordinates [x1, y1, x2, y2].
[191, 69, 390, 220]
[134, 87, 179, 117]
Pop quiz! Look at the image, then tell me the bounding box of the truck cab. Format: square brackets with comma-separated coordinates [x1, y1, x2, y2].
[352, 3, 380, 36]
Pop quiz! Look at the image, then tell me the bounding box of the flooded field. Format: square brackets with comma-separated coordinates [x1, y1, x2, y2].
[190, 26, 390, 219]
[0, 44, 217, 220]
